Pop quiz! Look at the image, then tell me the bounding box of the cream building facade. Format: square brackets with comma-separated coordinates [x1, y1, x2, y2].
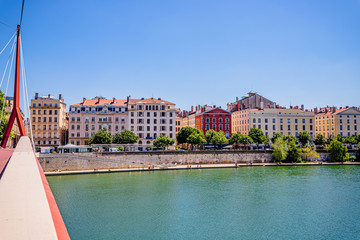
[232, 108, 315, 139]
[127, 97, 176, 149]
[30, 93, 67, 151]
[68, 97, 128, 145]
[315, 107, 360, 138]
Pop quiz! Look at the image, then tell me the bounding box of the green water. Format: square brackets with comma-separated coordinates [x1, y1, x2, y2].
[47, 166, 360, 240]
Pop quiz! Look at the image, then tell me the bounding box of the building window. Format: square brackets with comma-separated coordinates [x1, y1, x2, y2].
[273, 125, 275, 131]
[206, 124, 210, 130]
[219, 124, 223, 130]
[287, 119, 291, 123]
[212, 124, 216, 130]
[258, 118, 261, 123]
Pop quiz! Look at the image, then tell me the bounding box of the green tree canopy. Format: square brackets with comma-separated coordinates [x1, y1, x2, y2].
[284, 135, 298, 144]
[285, 140, 302, 163]
[327, 140, 349, 162]
[205, 129, 217, 143]
[211, 131, 228, 148]
[153, 134, 175, 149]
[88, 129, 112, 144]
[301, 145, 319, 162]
[344, 136, 357, 145]
[0, 90, 15, 141]
[271, 132, 284, 144]
[187, 131, 206, 148]
[112, 130, 139, 144]
[336, 134, 344, 143]
[326, 135, 335, 145]
[177, 127, 200, 144]
[272, 138, 287, 162]
[248, 128, 266, 145]
[229, 132, 242, 145]
[298, 131, 311, 146]
[313, 134, 326, 146]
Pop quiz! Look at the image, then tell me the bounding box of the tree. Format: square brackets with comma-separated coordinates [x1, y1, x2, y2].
[211, 131, 228, 148]
[153, 134, 175, 149]
[229, 132, 242, 146]
[336, 134, 344, 143]
[313, 134, 326, 146]
[177, 127, 199, 144]
[301, 145, 319, 162]
[239, 134, 253, 146]
[187, 131, 206, 149]
[205, 129, 217, 143]
[298, 131, 311, 147]
[327, 140, 349, 162]
[229, 132, 253, 149]
[112, 130, 139, 144]
[355, 135, 360, 144]
[248, 128, 266, 146]
[285, 140, 302, 162]
[88, 129, 112, 144]
[271, 133, 283, 144]
[0, 90, 15, 141]
[284, 135, 298, 144]
[272, 138, 287, 162]
[344, 136, 357, 145]
[326, 135, 335, 145]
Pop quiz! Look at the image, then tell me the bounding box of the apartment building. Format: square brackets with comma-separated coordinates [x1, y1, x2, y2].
[315, 107, 360, 138]
[30, 93, 67, 151]
[227, 91, 276, 112]
[68, 97, 128, 145]
[127, 97, 176, 148]
[176, 110, 183, 134]
[232, 107, 315, 139]
[195, 107, 232, 138]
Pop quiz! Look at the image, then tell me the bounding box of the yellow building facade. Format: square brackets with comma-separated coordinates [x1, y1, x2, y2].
[315, 107, 360, 137]
[30, 93, 68, 151]
[232, 108, 315, 139]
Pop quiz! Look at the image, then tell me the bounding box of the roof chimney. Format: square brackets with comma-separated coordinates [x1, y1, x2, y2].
[59, 94, 62, 100]
[35, 92, 39, 99]
[112, 97, 116, 103]
[191, 106, 194, 112]
[48, 94, 51, 98]
[301, 104, 304, 111]
[82, 97, 86, 104]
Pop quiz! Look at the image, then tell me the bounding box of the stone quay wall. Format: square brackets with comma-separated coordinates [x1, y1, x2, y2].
[38, 150, 332, 172]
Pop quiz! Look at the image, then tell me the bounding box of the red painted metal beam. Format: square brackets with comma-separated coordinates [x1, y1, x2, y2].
[35, 156, 71, 240]
[0, 149, 14, 178]
[1, 25, 26, 148]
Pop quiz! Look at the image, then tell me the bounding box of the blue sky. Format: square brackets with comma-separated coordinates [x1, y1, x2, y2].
[0, 0, 359, 113]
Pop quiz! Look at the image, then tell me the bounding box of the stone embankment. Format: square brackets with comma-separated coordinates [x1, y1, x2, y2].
[38, 150, 332, 172]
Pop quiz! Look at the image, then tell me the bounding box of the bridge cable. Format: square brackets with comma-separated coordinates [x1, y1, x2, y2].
[0, 32, 16, 57]
[0, 35, 17, 89]
[0, 38, 17, 128]
[0, 20, 16, 29]
[19, 0, 25, 26]
[20, 37, 35, 149]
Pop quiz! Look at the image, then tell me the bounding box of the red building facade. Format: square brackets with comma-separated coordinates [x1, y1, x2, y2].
[195, 108, 232, 138]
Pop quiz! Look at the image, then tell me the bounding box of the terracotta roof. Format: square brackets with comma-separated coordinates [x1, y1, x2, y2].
[72, 99, 127, 107]
[316, 108, 351, 116]
[128, 98, 175, 105]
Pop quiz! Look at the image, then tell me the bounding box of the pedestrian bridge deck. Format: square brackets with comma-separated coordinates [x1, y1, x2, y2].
[0, 137, 69, 240]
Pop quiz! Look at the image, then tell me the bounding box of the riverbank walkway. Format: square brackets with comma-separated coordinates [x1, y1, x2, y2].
[0, 137, 70, 240]
[45, 161, 360, 176]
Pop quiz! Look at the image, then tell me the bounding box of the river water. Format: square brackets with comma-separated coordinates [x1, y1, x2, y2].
[47, 166, 360, 240]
